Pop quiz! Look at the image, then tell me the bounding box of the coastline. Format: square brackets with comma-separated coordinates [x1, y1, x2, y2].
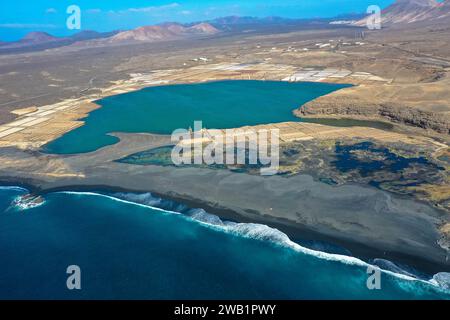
[1, 13, 450, 299]
[0, 125, 448, 277]
[0, 75, 448, 279]
[4, 184, 450, 299]
[2, 175, 448, 276]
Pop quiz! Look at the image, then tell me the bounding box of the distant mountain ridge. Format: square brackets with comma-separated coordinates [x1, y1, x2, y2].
[22, 31, 58, 43]
[109, 22, 219, 43]
[0, 30, 120, 52]
[0, 22, 219, 52]
[2, 4, 449, 54]
[0, 14, 366, 49]
[210, 16, 291, 26]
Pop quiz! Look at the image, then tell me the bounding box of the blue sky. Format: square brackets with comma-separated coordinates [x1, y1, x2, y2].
[0, 0, 395, 41]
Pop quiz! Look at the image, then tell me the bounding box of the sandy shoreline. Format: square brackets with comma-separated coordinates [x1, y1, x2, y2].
[0, 160, 450, 275]
[0, 127, 448, 275]
[1, 177, 448, 276]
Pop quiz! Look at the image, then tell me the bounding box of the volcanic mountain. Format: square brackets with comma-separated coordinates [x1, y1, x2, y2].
[353, 0, 449, 26]
[186, 22, 220, 34]
[0, 30, 120, 53]
[0, 32, 66, 51]
[70, 30, 120, 41]
[109, 22, 219, 43]
[381, 0, 438, 24]
[21, 31, 60, 43]
[414, 0, 450, 22]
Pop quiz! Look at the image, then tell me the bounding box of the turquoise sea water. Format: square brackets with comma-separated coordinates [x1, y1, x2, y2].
[44, 80, 351, 154]
[0, 187, 449, 300]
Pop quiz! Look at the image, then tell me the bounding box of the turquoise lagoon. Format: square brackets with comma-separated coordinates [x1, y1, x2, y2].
[44, 80, 352, 154]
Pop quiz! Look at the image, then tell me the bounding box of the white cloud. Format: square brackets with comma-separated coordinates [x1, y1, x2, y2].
[126, 3, 180, 13]
[86, 9, 102, 14]
[45, 8, 57, 14]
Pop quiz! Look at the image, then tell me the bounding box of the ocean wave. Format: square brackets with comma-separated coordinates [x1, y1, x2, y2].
[371, 259, 425, 280]
[10, 194, 45, 211]
[53, 190, 450, 292]
[0, 186, 28, 192]
[114, 192, 189, 213]
[431, 273, 450, 291]
[57, 191, 183, 215]
[186, 208, 227, 226]
[4, 185, 43, 211]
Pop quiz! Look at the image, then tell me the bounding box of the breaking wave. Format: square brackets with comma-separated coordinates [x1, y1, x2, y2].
[11, 199, 44, 211]
[30, 189, 450, 293]
[370, 259, 428, 280]
[431, 273, 450, 291]
[9, 194, 45, 211]
[0, 186, 28, 192]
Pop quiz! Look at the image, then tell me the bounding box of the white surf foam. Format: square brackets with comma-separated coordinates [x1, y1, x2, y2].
[0, 186, 28, 192]
[5, 186, 45, 211]
[10, 197, 45, 211]
[57, 191, 183, 215]
[54, 191, 450, 292]
[431, 273, 450, 290]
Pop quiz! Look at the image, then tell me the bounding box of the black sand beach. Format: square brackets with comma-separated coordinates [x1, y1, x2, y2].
[0, 133, 448, 275]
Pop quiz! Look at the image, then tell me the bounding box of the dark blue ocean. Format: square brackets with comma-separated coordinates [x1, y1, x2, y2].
[0, 187, 449, 300]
